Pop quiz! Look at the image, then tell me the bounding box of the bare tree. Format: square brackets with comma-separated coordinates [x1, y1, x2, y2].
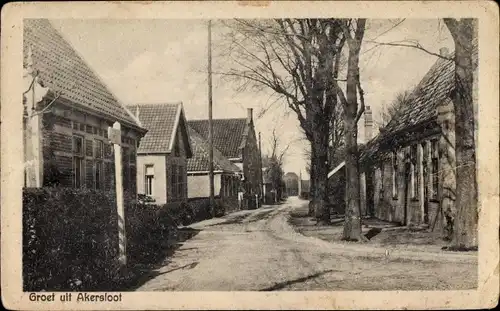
[263, 128, 290, 201]
[302, 105, 345, 215]
[331, 19, 368, 241]
[378, 90, 412, 127]
[443, 18, 478, 250]
[218, 19, 346, 224]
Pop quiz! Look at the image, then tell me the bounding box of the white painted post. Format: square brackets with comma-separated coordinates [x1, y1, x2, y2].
[32, 113, 43, 187]
[109, 122, 126, 267]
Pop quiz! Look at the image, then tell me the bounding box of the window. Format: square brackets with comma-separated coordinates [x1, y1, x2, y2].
[379, 162, 385, 199]
[95, 161, 104, 190]
[144, 165, 154, 196]
[177, 166, 184, 198]
[93, 139, 104, 190]
[410, 145, 419, 199]
[430, 140, 439, 199]
[392, 151, 398, 198]
[73, 135, 84, 188]
[95, 140, 104, 159]
[170, 164, 186, 201]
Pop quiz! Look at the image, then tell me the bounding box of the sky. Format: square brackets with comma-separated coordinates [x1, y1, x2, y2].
[51, 19, 454, 179]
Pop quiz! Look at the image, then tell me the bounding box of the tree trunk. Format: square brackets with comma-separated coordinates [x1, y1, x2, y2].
[447, 19, 478, 250]
[310, 118, 330, 225]
[341, 26, 365, 240]
[342, 118, 364, 240]
[308, 143, 316, 216]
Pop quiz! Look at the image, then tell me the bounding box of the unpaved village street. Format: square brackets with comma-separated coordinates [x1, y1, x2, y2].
[136, 197, 477, 291]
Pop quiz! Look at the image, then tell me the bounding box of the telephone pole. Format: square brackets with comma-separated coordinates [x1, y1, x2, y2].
[208, 19, 215, 217]
[258, 132, 263, 206]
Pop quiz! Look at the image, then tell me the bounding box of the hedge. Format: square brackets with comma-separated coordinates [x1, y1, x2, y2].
[23, 188, 179, 291]
[23, 188, 235, 291]
[23, 187, 120, 291]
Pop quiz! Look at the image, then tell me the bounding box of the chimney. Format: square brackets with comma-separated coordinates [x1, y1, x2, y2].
[364, 105, 373, 142]
[439, 47, 449, 57]
[135, 105, 140, 119]
[247, 108, 253, 124]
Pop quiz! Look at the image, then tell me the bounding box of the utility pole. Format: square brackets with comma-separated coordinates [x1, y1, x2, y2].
[208, 19, 215, 217]
[258, 131, 263, 206]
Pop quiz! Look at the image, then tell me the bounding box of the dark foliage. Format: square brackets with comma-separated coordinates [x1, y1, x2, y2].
[23, 188, 178, 291]
[23, 188, 233, 291]
[23, 187, 120, 291]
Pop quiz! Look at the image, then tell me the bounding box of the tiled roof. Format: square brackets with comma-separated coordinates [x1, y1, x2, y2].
[128, 103, 186, 154]
[187, 126, 241, 173]
[361, 44, 478, 165]
[23, 19, 143, 130]
[381, 57, 455, 137]
[188, 118, 248, 159]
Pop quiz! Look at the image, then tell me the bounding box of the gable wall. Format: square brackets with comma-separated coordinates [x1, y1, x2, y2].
[242, 124, 262, 196]
[31, 101, 141, 195]
[165, 123, 188, 203]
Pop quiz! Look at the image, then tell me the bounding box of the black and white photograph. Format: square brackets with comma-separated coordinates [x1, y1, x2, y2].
[1, 1, 498, 310]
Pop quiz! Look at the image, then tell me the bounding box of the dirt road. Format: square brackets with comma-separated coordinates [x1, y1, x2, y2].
[136, 197, 477, 291]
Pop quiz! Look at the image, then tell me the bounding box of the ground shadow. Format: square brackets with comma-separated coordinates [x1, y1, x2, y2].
[364, 227, 383, 240]
[104, 227, 202, 291]
[259, 269, 337, 291]
[206, 209, 276, 227]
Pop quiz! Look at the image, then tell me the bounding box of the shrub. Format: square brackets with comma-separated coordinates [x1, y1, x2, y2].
[23, 188, 181, 291]
[125, 202, 177, 264]
[23, 187, 119, 291]
[186, 196, 226, 221]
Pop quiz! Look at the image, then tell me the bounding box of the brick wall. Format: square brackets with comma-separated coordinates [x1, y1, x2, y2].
[242, 125, 261, 197]
[38, 108, 141, 194]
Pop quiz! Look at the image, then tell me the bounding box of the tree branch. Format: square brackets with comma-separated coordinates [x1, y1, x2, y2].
[365, 40, 454, 61]
[355, 78, 366, 123]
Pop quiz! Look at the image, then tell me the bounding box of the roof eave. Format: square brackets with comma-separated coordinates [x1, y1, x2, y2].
[50, 92, 148, 134]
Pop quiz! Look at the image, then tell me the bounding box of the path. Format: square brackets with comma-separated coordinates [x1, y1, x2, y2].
[136, 197, 477, 291]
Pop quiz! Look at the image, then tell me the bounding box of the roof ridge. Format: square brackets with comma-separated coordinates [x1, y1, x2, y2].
[24, 19, 143, 130]
[382, 56, 453, 131]
[47, 19, 137, 126]
[188, 118, 247, 122]
[130, 102, 182, 107]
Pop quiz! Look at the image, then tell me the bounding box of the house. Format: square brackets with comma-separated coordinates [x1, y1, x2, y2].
[187, 108, 262, 199]
[126, 103, 193, 205]
[358, 45, 478, 232]
[283, 172, 299, 196]
[23, 19, 147, 193]
[186, 125, 241, 203]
